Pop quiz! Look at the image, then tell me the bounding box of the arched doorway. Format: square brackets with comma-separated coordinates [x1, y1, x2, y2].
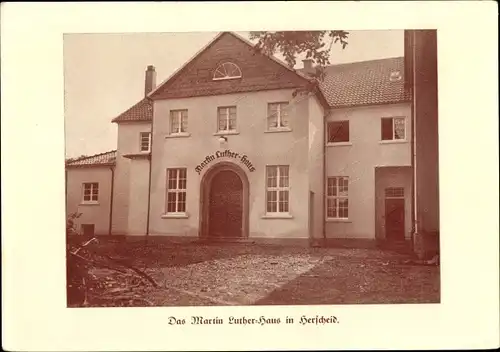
[200, 162, 249, 239]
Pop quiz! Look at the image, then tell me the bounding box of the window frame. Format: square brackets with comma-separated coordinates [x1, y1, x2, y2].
[81, 224, 95, 237]
[139, 132, 152, 152]
[82, 182, 99, 204]
[169, 109, 189, 135]
[385, 187, 405, 199]
[381, 116, 406, 141]
[267, 102, 290, 131]
[212, 62, 242, 81]
[327, 120, 350, 144]
[326, 176, 349, 220]
[265, 165, 290, 215]
[217, 106, 237, 133]
[165, 168, 187, 215]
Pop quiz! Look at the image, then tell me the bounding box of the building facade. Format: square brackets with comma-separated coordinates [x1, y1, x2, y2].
[66, 31, 438, 250]
[404, 29, 440, 257]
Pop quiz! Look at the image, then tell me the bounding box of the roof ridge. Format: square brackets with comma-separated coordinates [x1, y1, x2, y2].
[66, 150, 116, 163]
[147, 32, 225, 99]
[148, 31, 311, 99]
[323, 56, 404, 69]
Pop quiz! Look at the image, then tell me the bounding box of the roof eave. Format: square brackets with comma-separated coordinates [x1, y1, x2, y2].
[66, 162, 116, 169]
[311, 83, 330, 110]
[328, 98, 412, 110]
[122, 152, 151, 160]
[112, 118, 152, 124]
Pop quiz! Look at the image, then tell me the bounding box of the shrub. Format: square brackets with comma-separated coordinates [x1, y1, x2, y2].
[66, 212, 82, 238]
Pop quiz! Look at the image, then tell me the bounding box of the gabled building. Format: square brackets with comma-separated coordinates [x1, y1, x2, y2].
[66, 31, 438, 252]
[66, 150, 117, 236]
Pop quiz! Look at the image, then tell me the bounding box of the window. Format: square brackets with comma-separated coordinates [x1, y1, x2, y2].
[385, 187, 405, 198]
[266, 166, 290, 213]
[170, 110, 188, 134]
[389, 71, 402, 82]
[213, 62, 242, 80]
[81, 224, 95, 237]
[327, 121, 350, 143]
[82, 182, 99, 203]
[140, 132, 151, 152]
[327, 177, 349, 219]
[381, 117, 406, 141]
[267, 102, 290, 130]
[166, 168, 187, 214]
[217, 106, 237, 132]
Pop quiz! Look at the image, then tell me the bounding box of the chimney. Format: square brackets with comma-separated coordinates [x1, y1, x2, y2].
[302, 59, 314, 74]
[144, 65, 156, 97]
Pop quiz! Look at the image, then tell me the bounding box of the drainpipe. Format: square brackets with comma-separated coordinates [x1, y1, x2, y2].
[145, 98, 154, 240]
[108, 166, 115, 236]
[411, 31, 420, 249]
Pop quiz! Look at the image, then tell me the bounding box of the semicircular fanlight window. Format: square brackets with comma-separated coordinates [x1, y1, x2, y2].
[213, 62, 242, 80]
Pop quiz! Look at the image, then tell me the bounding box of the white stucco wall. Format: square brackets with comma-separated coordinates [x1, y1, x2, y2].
[148, 89, 313, 239]
[325, 103, 412, 239]
[106, 98, 413, 241]
[66, 167, 113, 235]
[112, 122, 151, 235]
[308, 95, 326, 240]
[127, 158, 151, 235]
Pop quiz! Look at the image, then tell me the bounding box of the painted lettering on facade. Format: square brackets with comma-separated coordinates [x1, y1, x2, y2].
[195, 149, 256, 174]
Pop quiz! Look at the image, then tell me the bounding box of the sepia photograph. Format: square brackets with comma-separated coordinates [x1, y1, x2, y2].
[64, 29, 441, 308]
[3, 1, 499, 351]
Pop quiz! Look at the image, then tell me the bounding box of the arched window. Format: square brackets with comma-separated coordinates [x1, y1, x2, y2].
[213, 62, 242, 81]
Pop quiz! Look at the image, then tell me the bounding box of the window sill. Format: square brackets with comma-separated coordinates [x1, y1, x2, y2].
[161, 213, 189, 219]
[79, 202, 100, 206]
[379, 139, 407, 145]
[261, 213, 294, 219]
[166, 133, 191, 139]
[265, 127, 292, 133]
[326, 142, 352, 147]
[213, 131, 239, 136]
[326, 218, 351, 223]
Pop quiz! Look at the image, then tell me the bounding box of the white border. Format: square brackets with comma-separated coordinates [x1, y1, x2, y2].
[2, 1, 499, 351]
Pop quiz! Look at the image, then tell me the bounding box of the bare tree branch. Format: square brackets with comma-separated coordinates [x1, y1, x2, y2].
[104, 255, 159, 288]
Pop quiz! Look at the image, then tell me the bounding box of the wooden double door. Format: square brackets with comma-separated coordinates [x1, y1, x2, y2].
[208, 170, 243, 238]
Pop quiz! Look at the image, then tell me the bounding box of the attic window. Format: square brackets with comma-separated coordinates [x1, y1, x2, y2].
[389, 71, 402, 82]
[213, 62, 242, 81]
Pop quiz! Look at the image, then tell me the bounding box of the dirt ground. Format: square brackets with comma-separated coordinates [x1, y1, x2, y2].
[81, 240, 440, 307]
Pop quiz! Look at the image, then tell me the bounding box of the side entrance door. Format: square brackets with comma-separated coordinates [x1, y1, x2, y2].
[385, 188, 405, 241]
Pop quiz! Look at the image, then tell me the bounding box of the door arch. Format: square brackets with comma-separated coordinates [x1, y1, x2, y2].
[199, 162, 249, 239]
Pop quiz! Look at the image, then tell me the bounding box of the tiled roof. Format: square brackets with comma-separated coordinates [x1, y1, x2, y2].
[66, 150, 117, 167]
[148, 32, 311, 102]
[312, 56, 411, 108]
[111, 98, 152, 123]
[111, 57, 410, 123]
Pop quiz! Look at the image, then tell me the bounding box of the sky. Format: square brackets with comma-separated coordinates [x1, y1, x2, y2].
[64, 30, 403, 158]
